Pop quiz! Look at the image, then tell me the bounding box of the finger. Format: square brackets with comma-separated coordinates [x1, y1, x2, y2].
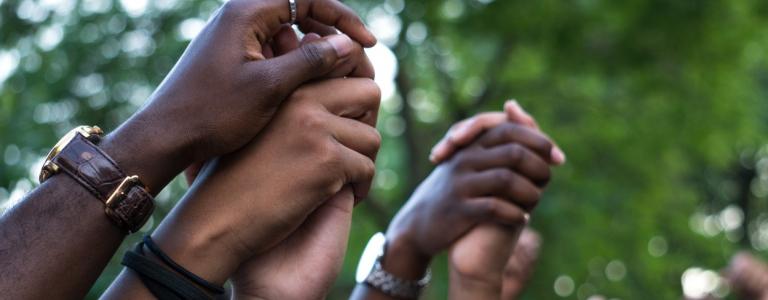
[327, 115, 382, 161]
[297, 17, 339, 36]
[338, 146, 376, 202]
[299, 78, 381, 127]
[302, 187, 354, 236]
[295, 0, 377, 46]
[478, 123, 554, 164]
[223, 0, 375, 47]
[504, 100, 539, 130]
[296, 31, 373, 79]
[463, 143, 551, 186]
[505, 100, 566, 165]
[263, 41, 275, 59]
[246, 34, 371, 98]
[463, 197, 530, 226]
[430, 112, 507, 164]
[286, 187, 354, 282]
[326, 45, 376, 79]
[273, 24, 301, 56]
[463, 169, 542, 211]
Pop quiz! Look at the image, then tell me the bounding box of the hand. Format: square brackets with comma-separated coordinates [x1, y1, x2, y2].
[430, 100, 566, 165]
[445, 102, 556, 298]
[383, 120, 556, 280]
[448, 226, 540, 300]
[231, 188, 355, 300]
[108, 0, 376, 191]
[184, 30, 373, 300]
[149, 77, 381, 286]
[724, 252, 768, 300]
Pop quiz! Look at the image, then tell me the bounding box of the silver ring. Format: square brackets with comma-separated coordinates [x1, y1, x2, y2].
[289, 0, 297, 24]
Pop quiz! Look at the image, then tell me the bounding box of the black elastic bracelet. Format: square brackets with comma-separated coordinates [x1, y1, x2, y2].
[143, 235, 226, 295]
[122, 244, 212, 300]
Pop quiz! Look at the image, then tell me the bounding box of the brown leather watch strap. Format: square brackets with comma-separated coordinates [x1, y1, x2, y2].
[53, 134, 127, 200]
[52, 133, 154, 233]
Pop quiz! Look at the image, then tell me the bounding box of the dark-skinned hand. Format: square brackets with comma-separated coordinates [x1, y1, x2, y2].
[381, 113, 557, 284]
[112, 0, 376, 192]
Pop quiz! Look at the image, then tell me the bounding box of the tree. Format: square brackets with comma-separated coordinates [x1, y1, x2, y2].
[1, 0, 768, 298]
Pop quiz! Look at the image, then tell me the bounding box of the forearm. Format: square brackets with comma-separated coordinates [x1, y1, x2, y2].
[0, 173, 124, 298]
[102, 210, 240, 300]
[0, 115, 188, 299]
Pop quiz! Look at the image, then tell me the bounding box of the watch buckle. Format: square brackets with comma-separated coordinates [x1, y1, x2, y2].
[105, 175, 142, 209]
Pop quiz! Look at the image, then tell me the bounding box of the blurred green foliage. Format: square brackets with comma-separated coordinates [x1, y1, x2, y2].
[2, 0, 768, 299]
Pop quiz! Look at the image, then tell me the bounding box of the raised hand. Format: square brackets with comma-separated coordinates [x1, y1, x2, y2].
[724, 252, 768, 300]
[103, 77, 381, 298]
[219, 30, 375, 300]
[358, 118, 556, 296]
[109, 0, 376, 192]
[449, 226, 541, 300]
[447, 103, 559, 299]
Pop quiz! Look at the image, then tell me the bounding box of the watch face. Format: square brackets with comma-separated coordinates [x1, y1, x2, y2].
[39, 126, 102, 183]
[356, 232, 387, 283]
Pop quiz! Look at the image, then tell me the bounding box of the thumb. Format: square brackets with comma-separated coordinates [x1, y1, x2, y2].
[246, 34, 358, 97]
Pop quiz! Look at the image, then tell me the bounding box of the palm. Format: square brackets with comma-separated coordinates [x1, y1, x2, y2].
[231, 188, 355, 300]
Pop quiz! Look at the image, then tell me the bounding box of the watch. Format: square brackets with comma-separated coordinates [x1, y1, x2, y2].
[356, 233, 431, 299]
[39, 125, 154, 234]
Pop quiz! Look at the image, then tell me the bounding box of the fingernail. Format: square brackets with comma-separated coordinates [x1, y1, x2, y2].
[326, 34, 354, 58]
[551, 147, 566, 165]
[429, 153, 437, 163]
[505, 99, 521, 113]
[524, 213, 531, 224]
[429, 143, 448, 162]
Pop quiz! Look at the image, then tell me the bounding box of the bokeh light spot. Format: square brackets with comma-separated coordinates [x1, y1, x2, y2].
[554, 275, 575, 297]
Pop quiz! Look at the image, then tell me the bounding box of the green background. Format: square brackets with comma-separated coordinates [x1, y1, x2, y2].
[2, 0, 768, 299]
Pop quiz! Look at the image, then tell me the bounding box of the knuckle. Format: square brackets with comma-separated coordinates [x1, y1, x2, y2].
[340, 13, 364, 27]
[527, 190, 543, 209]
[300, 42, 332, 69]
[364, 159, 376, 181]
[506, 144, 524, 165]
[298, 109, 326, 132]
[502, 123, 521, 140]
[317, 140, 342, 168]
[452, 151, 472, 169]
[363, 79, 382, 105]
[540, 167, 552, 184]
[480, 199, 498, 218]
[535, 138, 554, 154]
[493, 169, 515, 185]
[367, 129, 383, 154]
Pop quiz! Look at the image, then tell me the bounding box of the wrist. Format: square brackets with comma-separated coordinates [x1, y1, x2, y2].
[100, 111, 194, 192]
[149, 221, 241, 286]
[382, 234, 432, 281]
